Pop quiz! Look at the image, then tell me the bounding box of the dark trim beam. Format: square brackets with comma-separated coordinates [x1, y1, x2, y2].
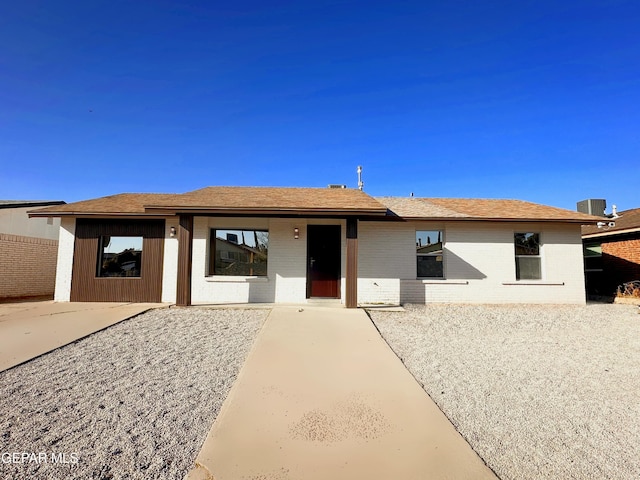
[176, 214, 194, 306]
[346, 217, 358, 308]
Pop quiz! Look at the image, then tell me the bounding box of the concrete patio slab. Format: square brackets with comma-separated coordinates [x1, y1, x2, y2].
[0, 301, 164, 372]
[186, 306, 497, 480]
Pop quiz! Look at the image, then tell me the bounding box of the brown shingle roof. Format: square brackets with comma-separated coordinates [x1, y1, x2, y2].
[144, 187, 387, 215]
[582, 207, 640, 237]
[28, 193, 177, 216]
[378, 197, 602, 223]
[29, 188, 603, 224]
[29, 188, 387, 217]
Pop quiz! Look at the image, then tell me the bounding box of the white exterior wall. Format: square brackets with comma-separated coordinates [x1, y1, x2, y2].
[54, 215, 586, 305]
[358, 220, 586, 305]
[161, 216, 179, 303]
[54, 217, 75, 302]
[189, 217, 346, 305]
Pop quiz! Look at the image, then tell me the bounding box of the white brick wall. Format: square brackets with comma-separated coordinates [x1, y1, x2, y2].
[191, 217, 275, 304]
[161, 217, 179, 303]
[55, 215, 586, 305]
[54, 218, 75, 302]
[359, 220, 586, 305]
[189, 217, 346, 305]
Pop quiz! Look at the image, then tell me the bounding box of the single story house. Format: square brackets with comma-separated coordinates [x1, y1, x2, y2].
[582, 206, 640, 297]
[29, 187, 601, 306]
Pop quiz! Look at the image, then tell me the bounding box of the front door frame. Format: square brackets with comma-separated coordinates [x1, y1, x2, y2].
[306, 224, 341, 299]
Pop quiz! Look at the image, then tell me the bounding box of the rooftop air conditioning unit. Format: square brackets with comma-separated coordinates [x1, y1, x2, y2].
[577, 199, 607, 217]
[328, 184, 347, 189]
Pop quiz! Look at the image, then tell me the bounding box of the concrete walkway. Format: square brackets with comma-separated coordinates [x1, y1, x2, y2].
[0, 301, 163, 371]
[187, 306, 497, 480]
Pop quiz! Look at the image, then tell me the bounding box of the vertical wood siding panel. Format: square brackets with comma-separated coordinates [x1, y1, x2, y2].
[71, 219, 165, 302]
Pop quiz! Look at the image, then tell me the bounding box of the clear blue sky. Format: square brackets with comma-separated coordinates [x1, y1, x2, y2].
[2, 0, 639, 212]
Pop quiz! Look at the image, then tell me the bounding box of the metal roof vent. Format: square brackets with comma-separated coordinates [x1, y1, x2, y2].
[577, 199, 607, 217]
[328, 184, 347, 189]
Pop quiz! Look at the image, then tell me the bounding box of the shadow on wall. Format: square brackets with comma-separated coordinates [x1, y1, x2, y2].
[398, 251, 486, 304]
[445, 250, 487, 280]
[586, 254, 640, 297]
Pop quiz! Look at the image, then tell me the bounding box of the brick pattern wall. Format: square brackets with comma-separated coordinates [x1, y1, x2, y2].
[358, 220, 586, 304]
[601, 236, 640, 295]
[0, 233, 58, 299]
[189, 217, 347, 305]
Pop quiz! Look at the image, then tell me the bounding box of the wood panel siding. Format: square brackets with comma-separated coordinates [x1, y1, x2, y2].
[70, 219, 165, 302]
[176, 214, 194, 306]
[346, 218, 358, 308]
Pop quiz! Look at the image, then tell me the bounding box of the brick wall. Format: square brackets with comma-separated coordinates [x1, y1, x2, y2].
[0, 233, 58, 300]
[358, 220, 586, 304]
[601, 236, 640, 295]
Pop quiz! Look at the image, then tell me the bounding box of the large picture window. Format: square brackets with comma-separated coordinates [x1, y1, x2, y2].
[514, 232, 542, 280]
[209, 229, 268, 276]
[97, 236, 143, 277]
[416, 230, 444, 278]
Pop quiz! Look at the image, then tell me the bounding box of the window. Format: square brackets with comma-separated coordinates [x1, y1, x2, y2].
[416, 230, 444, 278]
[514, 233, 541, 280]
[97, 236, 143, 277]
[209, 229, 268, 276]
[584, 242, 603, 272]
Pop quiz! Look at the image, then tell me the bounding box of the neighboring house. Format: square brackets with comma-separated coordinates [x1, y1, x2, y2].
[581, 206, 640, 297]
[28, 187, 600, 306]
[0, 200, 65, 300]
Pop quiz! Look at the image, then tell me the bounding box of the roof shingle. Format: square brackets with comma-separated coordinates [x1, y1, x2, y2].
[582, 207, 640, 237]
[377, 197, 601, 223]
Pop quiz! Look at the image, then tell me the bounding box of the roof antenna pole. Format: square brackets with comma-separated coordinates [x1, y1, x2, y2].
[357, 165, 364, 191]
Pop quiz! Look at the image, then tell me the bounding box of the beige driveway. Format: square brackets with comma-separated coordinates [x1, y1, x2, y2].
[0, 301, 164, 371]
[187, 306, 497, 480]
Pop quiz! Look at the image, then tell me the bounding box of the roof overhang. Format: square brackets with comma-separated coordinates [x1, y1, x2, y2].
[390, 216, 599, 224]
[28, 208, 390, 219]
[582, 226, 640, 239]
[142, 205, 389, 217]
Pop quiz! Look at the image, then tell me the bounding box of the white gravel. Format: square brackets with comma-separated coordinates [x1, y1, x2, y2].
[0, 307, 267, 480]
[369, 303, 640, 480]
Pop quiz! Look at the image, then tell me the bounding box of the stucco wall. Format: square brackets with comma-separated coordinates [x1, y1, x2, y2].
[358, 220, 586, 304]
[0, 233, 58, 299]
[0, 206, 61, 240]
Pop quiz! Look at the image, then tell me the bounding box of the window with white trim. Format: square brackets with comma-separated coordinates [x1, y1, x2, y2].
[514, 232, 542, 280]
[416, 230, 444, 278]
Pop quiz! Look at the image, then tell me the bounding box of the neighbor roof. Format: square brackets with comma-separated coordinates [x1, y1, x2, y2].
[582, 207, 640, 238]
[28, 187, 388, 217]
[378, 197, 602, 223]
[0, 200, 65, 209]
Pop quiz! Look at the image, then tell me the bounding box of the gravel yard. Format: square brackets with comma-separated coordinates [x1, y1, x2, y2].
[0, 307, 267, 480]
[369, 303, 640, 480]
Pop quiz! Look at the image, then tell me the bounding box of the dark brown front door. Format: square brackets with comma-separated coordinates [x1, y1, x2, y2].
[307, 225, 341, 298]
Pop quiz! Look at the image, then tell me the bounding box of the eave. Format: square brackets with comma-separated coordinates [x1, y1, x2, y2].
[582, 226, 640, 239]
